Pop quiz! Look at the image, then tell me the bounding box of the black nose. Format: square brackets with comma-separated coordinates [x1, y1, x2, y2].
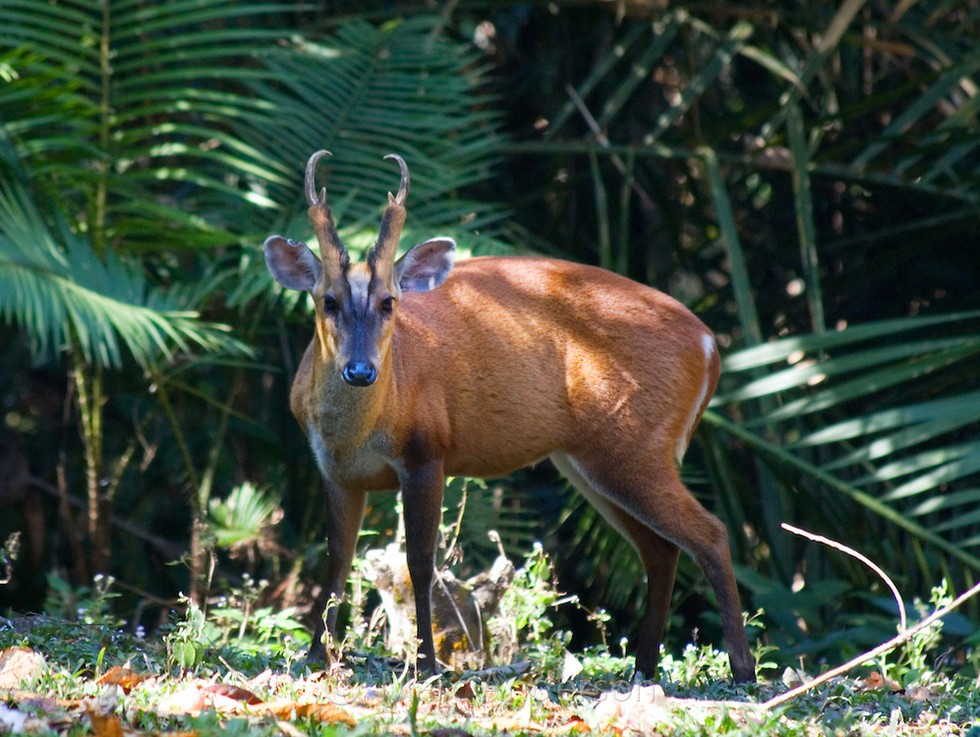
[342, 361, 377, 387]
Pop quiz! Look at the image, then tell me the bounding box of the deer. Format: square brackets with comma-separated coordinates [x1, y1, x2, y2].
[264, 150, 756, 684]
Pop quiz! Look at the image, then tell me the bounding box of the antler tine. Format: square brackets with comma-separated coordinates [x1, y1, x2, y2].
[369, 154, 410, 283]
[383, 153, 410, 206]
[306, 150, 331, 206]
[304, 150, 348, 278]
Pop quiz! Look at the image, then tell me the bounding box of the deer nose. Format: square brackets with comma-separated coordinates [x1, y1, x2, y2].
[342, 361, 377, 387]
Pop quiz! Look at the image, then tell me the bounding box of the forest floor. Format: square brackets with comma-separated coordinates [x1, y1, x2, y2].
[2, 612, 979, 737]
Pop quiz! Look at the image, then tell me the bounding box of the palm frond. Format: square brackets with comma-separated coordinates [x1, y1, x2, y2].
[209, 482, 281, 549]
[710, 312, 980, 578]
[0, 150, 248, 369]
[0, 0, 293, 251]
[237, 16, 508, 254]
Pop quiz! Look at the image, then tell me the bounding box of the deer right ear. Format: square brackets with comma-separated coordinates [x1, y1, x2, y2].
[265, 235, 323, 292]
[394, 237, 456, 293]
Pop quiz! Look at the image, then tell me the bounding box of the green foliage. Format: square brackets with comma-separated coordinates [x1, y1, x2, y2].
[495, 2, 980, 666]
[43, 573, 123, 628]
[238, 17, 508, 244]
[0, 148, 247, 369]
[890, 581, 954, 686]
[0, 0, 508, 623]
[488, 542, 576, 671]
[706, 311, 980, 659]
[208, 482, 282, 550]
[1, 0, 979, 691]
[165, 597, 208, 671]
[162, 582, 310, 674]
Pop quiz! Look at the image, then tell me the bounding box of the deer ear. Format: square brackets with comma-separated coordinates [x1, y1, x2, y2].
[394, 238, 455, 293]
[265, 235, 323, 292]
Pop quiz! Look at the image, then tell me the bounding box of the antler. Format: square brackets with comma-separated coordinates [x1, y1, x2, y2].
[385, 153, 410, 206]
[305, 150, 348, 279]
[368, 154, 410, 284]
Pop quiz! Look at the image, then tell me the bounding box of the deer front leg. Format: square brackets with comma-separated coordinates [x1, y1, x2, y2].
[309, 482, 367, 665]
[400, 458, 446, 674]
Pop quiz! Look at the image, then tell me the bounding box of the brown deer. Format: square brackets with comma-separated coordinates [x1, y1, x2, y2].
[264, 151, 755, 683]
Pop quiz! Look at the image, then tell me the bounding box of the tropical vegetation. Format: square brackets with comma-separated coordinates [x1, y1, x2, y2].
[1, 0, 978, 699]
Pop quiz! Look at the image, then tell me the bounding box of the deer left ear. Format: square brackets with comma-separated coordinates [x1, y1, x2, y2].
[265, 235, 323, 292]
[394, 238, 456, 293]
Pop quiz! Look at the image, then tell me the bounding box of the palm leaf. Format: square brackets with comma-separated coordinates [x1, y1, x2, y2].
[209, 482, 281, 549]
[0, 150, 248, 369]
[0, 0, 292, 252]
[236, 16, 508, 254]
[710, 312, 980, 579]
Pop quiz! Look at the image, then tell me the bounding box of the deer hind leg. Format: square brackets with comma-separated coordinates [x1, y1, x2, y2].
[552, 451, 755, 684]
[551, 454, 680, 678]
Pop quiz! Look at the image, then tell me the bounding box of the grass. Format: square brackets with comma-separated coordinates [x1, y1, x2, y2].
[2, 552, 980, 735]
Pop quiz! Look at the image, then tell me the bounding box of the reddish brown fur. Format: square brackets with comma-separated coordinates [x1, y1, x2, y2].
[287, 255, 755, 683]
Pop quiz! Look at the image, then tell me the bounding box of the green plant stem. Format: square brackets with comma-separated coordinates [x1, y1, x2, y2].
[700, 147, 762, 347]
[588, 149, 612, 270]
[153, 371, 206, 602]
[786, 103, 825, 334]
[94, 0, 112, 258]
[72, 353, 108, 574]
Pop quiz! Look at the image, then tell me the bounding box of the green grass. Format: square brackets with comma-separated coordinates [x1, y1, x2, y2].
[2, 555, 980, 735]
[2, 614, 979, 736]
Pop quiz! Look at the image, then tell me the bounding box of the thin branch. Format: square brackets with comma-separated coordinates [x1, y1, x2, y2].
[762, 578, 980, 710]
[564, 84, 657, 211]
[781, 523, 906, 631]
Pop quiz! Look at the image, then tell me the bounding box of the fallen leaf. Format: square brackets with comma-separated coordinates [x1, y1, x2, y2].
[906, 685, 937, 701]
[86, 710, 125, 737]
[244, 669, 274, 691]
[593, 684, 668, 733]
[201, 683, 262, 705]
[254, 699, 357, 726]
[454, 682, 477, 701]
[491, 716, 546, 733]
[560, 650, 583, 682]
[96, 666, 149, 692]
[204, 692, 248, 715]
[0, 647, 46, 689]
[157, 686, 207, 716]
[862, 671, 900, 691]
[295, 702, 357, 726]
[551, 715, 591, 734]
[0, 704, 28, 733]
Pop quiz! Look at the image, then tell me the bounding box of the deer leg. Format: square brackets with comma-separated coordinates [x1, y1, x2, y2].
[562, 453, 755, 684]
[400, 458, 446, 674]
[553, 454, 681, 679]
[309, 483, 367, 664]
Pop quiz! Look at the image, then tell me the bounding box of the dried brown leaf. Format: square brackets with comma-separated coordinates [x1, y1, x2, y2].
[157, 686, 207, 716]
[454, 682, 477, 701]
[95, 666, 149, 693]
[863, 671, 900, 692]
[200, 683, 262, 705]
[0, 647, 46, 688]
[253, 699, 357, 726]
[551, 715, 591, 734]
[85, 710, 125, 737]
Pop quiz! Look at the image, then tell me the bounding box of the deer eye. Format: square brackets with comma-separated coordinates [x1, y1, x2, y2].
[380, 295, 395, 315]
[323, 294, 339, 314]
